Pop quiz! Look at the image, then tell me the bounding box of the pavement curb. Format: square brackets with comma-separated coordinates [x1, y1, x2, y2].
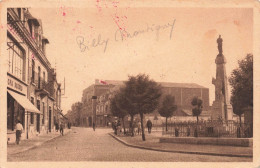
[8, 129, 72, 155]
[108, 133, 252, 158]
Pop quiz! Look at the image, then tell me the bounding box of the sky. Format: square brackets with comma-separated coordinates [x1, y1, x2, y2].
[29, 6, 253, 114]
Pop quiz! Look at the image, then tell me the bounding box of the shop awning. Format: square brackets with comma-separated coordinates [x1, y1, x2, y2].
[58, 112, 68, 120]
[8, 91, 41, 114]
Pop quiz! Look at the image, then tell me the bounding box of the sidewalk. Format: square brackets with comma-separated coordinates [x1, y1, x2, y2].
[109, 131, 253, 158]
[8, 129, 71, 155]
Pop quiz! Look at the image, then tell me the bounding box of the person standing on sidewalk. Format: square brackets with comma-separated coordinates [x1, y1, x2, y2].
[60, 122, 64, 136]
[93, 122, 96, 131]
[146, 119, 152, 134]
[15, 120, 23, 145]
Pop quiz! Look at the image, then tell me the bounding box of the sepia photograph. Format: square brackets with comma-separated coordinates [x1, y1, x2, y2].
[0, 0, 260, 167]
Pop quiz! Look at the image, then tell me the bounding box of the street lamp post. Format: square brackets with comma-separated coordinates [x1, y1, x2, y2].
[92, 95, 97, 129]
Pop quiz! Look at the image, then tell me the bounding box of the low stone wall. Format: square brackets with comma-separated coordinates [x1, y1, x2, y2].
[159, 137, 253, 147]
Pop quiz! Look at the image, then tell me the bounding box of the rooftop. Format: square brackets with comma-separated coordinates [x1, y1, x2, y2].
[159, 82, 207, 89]
[94, 80, 207, 89]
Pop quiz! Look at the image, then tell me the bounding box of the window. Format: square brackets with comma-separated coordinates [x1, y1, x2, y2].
[105, 105, 108, 113]
[37, 100, 40, 110]
[7, 36, 25, 81]
[30, 97, 34, 124]
[32, 59, 35, 83]
[42, 102, 45, 124]
[43, 72, 45, 82]
[38, 66, 41, 89]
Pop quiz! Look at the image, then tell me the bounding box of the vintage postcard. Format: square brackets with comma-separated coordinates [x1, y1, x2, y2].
[0, 0, 260, 167]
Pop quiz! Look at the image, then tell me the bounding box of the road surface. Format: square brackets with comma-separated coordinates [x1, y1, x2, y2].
[8, 127, 252, 162]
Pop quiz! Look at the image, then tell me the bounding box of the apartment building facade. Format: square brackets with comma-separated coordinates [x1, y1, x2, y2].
[7, 8, 62, 143]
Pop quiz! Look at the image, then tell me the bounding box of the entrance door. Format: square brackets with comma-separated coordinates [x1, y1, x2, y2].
[36, 100, 40, 133]
[49, 107, 52, 132]
[37, 114, 40, 133]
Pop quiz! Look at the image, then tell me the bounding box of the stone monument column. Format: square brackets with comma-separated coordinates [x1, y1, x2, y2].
[211, 35, 233, 121]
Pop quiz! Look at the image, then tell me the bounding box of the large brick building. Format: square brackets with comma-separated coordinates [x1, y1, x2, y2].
[78, 79, 210, 127]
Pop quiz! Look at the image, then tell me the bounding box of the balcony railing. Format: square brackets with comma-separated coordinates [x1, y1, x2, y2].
[34, 72, 49, 96]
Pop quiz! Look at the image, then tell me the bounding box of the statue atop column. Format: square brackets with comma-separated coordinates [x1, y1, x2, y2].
[212, 35, 233, 121]
[217, 35, 223, 55]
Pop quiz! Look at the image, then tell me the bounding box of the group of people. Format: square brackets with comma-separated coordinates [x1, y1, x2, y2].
[112, 120, 121, 135]
[112, 119, 153, 135]
[14, 120, 71, 145]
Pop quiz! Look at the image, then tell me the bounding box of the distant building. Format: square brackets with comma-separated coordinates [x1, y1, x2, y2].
[80, 80, 123, 127]
[78, 79, 211, 127]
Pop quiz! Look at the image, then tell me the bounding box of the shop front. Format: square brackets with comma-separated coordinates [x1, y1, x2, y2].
[7, 90, 41, 143]
[7, 75, 41, 143]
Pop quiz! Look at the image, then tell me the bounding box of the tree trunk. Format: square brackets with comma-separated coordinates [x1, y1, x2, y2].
[237, 114, 242, 138]
[166, 117, 168, 132]
[194, 115, 199, 137]
[131, 115, 134, 137]
[140, 113, 146, 141]
[122, 117, 126, 135]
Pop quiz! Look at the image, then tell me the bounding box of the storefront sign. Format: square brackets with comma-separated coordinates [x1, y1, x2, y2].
[7, 75, 27, 95]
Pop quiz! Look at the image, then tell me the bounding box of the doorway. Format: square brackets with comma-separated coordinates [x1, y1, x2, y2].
[37, 114, 40, 133]
[36, 100, 40, 133]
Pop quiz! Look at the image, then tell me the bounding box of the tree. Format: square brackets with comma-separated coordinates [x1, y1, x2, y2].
[110, 92, 128, 134]
[191, 96, 203, 124]
[229, 54, 253, 127]
[70, 102, 83, 126]
[124, 74, 162, 141]
[158, 95, 177, 132]
[191, 96, 203, 137]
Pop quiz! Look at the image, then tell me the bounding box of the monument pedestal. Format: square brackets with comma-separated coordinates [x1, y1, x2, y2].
[211, 101, 224, 120]
[225, 104, 233, 121]
[212, 101, 233, 121]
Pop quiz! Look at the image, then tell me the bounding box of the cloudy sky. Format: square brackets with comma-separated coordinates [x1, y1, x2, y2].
[29, 5, 253, 114]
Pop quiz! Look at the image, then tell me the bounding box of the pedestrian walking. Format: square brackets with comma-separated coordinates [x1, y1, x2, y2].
[146, 119, 152, 134]
[93, 122, 96, 131]
[15, 120, 23, 145]
[68, 122, 71, 129]
[137, 121, 141, 135]
[55, 122, 59, 132]
[60, 123, 64, 136]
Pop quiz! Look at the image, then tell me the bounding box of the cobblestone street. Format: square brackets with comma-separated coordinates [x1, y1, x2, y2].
[8, 127, 252, 162]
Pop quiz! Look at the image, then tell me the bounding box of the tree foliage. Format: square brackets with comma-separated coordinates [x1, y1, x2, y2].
[110, 92, 128, 119]
[191, 96, 203, 120]
[68, 102, 83, 126]
[158, 95, 177, 131]
[124, 74, 162, 141]
[111, 87, 138, 136]
[159, 95, 177, 118]
[228, 54, 253, 117]
[110, 91, 129, 134]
